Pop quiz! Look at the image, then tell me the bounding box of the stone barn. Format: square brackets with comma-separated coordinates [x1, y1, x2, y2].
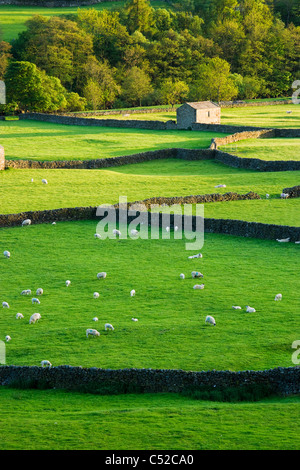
[176, 101, 221, 129]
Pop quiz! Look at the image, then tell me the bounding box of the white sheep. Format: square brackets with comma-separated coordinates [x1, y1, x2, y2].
[94, 233, 101, 239]
[215, 184, 226, 188]
[65, 280, 71, 287]
[2, 301, 9, 308]
[193, 284, 204, 289]
[131, 318, 138, 322]
[29, 313, 41, 324]
[130, 229, 139, 236]
[232, 306, 242, 310]
[166, 226, 170, 232]
[246, 306, 256, 313]
[276, 237, 290, 243]
[175, 226, 179, 232]
[274, 294, 282, 301]
[266, 194, 270, 199]
[295, 241, 300, 244]
[21, 289, 31, 295]
[36, 288, 43, 296]
[3, 250, 10, 258]
[93, 292, 100, 299]
[113, 229, 121, 236]
[180, 273, 185, 279]
[205, 315, 216, 326]
[5, 335, 11, 342]
[280, 193, 289, 199]
[97, 272, 107, 279]
[86, 328, 100, 338]
[93, 317, 98, 322]
[130, 289, 136, 297]
[105, 323, 114, 331]
[191, 271, 203, 278]
[52, 222, 56, 225]
[188, 253, 203, 259]
[42, 179, 48, 184]
[31, 178, 34, 182]
[41, 360, 52, 368]
[32, 297, 40, 304]
[16, 313, 24, 319]
[22, 219, 31, 226]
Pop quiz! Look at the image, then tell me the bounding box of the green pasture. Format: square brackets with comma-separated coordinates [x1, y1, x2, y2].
[0, 1, 167, 42]
[0, 388, 298, 450]
[0, 221, 299, 371]
[0, 120, 221, 161]
[221, 137, 300, 161]
[93, 104, 300, 129]
[1, 159, 299, 227]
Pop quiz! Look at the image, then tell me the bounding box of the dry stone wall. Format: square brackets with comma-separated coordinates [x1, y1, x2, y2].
[0, 365, 299, 396]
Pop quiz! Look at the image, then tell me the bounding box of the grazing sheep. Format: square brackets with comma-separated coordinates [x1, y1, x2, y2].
[41, 360, 52, 368]
[5, 335, 11, 342]
[276, 237, 290, 243]
[86, 328, 100, 338]
[280, 193, 289, 199]
[205, 315, 216, 326]
[42, 179, 48, 184]
[93, 292, 100, 299]
[29, 313, 41, 324]
[232, 306, 242, 310]
[22, 219, 31, 226]
[193, 284, 204, 289]
[266, 194, 270, 199]
[215, 184, 226, 188]
[16, 313, 24, 319]
[3, 250, 10, 258]
[31, 178, 34, 182]
[246, 306, 256, 313]
[97, 272, 107, 279]
[52, 222, 56, 225]
[188, 253, 203, 259]
[275, 293, 282, 301]
[21, 289, 31, 295]
[180, 273, 185, 279]
[32, 297, 40, 304]
[94, 233, 101, 239]
[175, 226, 179, 231]
[105, 323, 114, 331]
[191, 271, 203, 278]
[113, 229, 121, 236]
[166, 226, 170, 232]
[36, 288, 43, 296]
[2, 302, 9, 308]
[130, 289, 136, 297]
[65, 280, 71, 287]
[93, 317, 98, 322]
[286, 110, 292, 114]
[130, 229, 139, 236]
[132, 318, 138, 322]
[295, 241, 300, 244]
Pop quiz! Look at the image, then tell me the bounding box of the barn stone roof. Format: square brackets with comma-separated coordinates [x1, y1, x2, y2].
[184, 101, 220, 109]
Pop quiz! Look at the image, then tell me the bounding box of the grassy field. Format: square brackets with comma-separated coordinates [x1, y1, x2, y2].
[220, 137, 300, 161]
[0, 388, 298, 450]
[0, 120, 222, 161]
[0, 221, 299, 371]
[93, 104, 300, 129]
[1, 160, 299, 227]
[0, 1, 167, 42]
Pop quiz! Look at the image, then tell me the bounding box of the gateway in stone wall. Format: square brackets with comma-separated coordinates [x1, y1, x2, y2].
[177, 101, 221, 129]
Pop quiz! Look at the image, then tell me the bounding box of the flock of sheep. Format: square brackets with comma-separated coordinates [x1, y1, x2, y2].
[0, 207, 292, 369]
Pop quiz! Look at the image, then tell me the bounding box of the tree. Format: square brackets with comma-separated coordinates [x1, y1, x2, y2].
[160, 78, 189, 106]
[124, 0, 154, 35]
[190, 57, 239, 103]
[121, 66, 153, 106]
